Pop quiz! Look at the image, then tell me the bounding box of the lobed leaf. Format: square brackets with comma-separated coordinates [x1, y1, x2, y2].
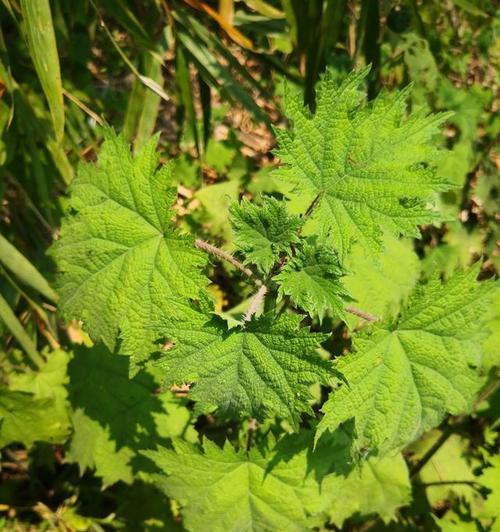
[50, 130, 208, 370]
[317, 266, 497, 453]
[274, 67, 453, 257]
[274, 241, 349, 321]
[230, 196, 303, 272]
[67, 344, 194, 486]
[142, 438, 322, 531]
[157, 306, 330, 427]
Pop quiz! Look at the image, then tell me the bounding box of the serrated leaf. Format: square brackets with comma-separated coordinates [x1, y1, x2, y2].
[274, 241, 349, 321]
[270, 425, 355, 482]
[230, 196, 302, 272]
[157, 307, 330, 426]
[270, 428, 411, 525]
[50, 130, 208, 369]
[274, 67, 452, 256]
[67, 344, 195, 486]
[317, 267, 496, 453]
[142, 438, 322, 532]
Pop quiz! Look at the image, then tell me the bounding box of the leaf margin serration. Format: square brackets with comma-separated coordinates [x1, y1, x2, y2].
[316, 264, 498, 453]
[273, 66, 454, 257]
[49, 128, 209, 370]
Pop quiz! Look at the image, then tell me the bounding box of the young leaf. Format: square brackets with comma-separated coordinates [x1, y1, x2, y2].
[274, 241, 349, 321]
[316, 266, 497, 453]
[274, 67, 452, 257]
[142, 438, 322, 531]
[50, 131, 208, 369]
[157, 307, 330, 426]
[230, 196, 303, 272]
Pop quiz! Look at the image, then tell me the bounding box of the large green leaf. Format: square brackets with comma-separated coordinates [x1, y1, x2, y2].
[343, 234, 420, 327]
[142, 438, 322, 532]
[9, 349, 71, 442]
[274, 68, 452, 257]
[157, 306, 330, 426]
[0, 388, 65, 447]
[322, 453, 412, 526]
[317, 267, 496, 453]
[50, 131, 208, 370]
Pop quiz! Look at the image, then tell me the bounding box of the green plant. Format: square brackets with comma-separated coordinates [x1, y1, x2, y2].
[20, 69, 492, 530]
[1, 1, 499, 529]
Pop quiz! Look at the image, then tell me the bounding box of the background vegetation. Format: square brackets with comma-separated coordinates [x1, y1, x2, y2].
[0, 0, 498, 530]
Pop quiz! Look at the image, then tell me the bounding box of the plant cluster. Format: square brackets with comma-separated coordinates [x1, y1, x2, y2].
[1, 1, 499, 531]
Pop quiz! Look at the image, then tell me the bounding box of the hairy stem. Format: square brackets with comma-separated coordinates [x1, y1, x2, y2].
[196, 237, 377, 325]
[243, 285, 268, 322]
[195, 239, 262, 286]
[345, 306, 379, 322]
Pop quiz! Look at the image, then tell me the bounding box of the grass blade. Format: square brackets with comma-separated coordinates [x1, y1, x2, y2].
[135, 53, 163, 152]
[244, 0, 285, 18]
[0, 292, 43, 367]
[198, 73, 211, 150]
[175, 44, 201, 157]
[359, 0, 380, 99]
[182, 0, 254, 49]
[92, 1, 170, 103]
[20, 0, 65, 143]
[177, 28, 267, 125]
[0, 233, 58, 302]
[123, 77, 144, 141]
